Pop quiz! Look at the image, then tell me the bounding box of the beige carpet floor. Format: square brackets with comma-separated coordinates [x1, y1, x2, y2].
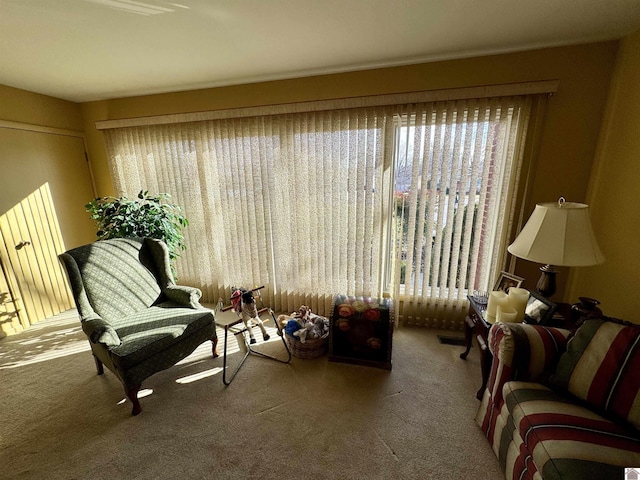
[0, 308, 503, 480]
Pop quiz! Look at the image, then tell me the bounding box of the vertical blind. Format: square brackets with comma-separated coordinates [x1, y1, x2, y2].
[104, 108, 395, 315]
[391, 97, 532, 327]
[103, 95, 534, 325]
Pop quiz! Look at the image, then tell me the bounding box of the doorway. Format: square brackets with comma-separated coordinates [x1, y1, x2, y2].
[0, 124, 96, 335]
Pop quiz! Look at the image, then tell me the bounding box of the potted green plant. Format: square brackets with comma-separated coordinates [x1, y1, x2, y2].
[85, 191, 189, 273]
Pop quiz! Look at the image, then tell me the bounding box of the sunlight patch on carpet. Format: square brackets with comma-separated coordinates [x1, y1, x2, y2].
[176, 367, 223, 384]
[117, 388, 153, 405]
[0, 340, 90, 369]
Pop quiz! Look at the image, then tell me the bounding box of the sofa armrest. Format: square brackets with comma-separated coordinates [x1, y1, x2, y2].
[82, 315, 122, 348]
[163, 284, 202, 309]
[485, 322, 572, 406]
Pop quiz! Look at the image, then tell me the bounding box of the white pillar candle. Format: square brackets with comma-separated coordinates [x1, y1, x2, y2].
[507, 287, 529, 322]
[486, 290, 508, 322]
[497, 305, 519, 323]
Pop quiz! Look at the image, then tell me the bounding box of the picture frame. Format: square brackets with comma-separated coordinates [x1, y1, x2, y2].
[523, 290, 557, 325]
[492, 271, 525, 293]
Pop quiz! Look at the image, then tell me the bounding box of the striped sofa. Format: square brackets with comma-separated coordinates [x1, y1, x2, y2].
[476, 319, 640, 480]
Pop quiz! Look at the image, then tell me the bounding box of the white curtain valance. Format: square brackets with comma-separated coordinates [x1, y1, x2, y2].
[95, 81, 557, 130]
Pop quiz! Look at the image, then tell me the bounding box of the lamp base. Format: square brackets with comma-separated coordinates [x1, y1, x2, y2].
[537, 265, 557, 298]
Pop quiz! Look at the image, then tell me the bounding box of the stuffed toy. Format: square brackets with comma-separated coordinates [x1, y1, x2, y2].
[290, 305, 329, 343]
[280, 305, 329, 343]
[293, 320, 315, 343]
[284, 319, 302, 337]
[294, 305, 312, 324]
[231, 288, 270, 344]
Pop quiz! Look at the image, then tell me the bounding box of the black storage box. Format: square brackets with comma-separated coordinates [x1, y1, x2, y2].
[328, 294, 394, 370]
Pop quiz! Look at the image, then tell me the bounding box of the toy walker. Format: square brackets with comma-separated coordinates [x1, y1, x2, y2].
[216, 285, 291, 385]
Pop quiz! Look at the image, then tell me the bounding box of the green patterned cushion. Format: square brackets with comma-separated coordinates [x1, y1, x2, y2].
[550, 319, 640, 429]
[66, 238, 162, 321]
[110, 304, 213, 369]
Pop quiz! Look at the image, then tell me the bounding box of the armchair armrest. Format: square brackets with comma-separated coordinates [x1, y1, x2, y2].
[163, 284, 203, 309]
[82, 315, 122, 348]
[485, 322, 571, 407]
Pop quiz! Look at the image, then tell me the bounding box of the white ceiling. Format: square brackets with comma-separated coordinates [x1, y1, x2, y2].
[2, 0, 640, 103]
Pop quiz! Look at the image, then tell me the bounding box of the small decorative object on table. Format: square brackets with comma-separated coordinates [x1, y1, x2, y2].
[506, 287, 530, 322]
[492, 271, 525, 293]
[570, 297, 603, 326]
[523, 290, 557, 325]
[486, 290, 508, 323]
[473, 290, 488, 305]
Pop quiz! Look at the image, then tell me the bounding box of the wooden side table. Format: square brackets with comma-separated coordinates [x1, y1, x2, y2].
[460, 295, 491, 400]
[461, 294, 576, 400]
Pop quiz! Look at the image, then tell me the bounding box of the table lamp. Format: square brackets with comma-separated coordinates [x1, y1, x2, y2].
[507, 197, 604, 298]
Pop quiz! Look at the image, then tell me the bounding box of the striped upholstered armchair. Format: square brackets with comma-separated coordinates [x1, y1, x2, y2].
[476, 320, 640, 480]
[59, 237, 217, 415]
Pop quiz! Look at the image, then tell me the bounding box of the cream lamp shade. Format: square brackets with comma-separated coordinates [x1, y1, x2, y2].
[508, 197, 604, 297]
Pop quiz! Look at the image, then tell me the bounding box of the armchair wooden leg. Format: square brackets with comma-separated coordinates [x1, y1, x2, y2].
[212, 336, 219, 358]
[94, 356, 104, 375]
[126, 385, 142, 416]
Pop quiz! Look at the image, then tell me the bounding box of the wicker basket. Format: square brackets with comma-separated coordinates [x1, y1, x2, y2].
[285, 331, 329, 359]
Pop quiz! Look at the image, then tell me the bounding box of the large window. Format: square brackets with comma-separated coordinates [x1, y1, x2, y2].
[104, 110, 395, 315]
[102, 94, 534, 325]
[389, 98, 532, 325]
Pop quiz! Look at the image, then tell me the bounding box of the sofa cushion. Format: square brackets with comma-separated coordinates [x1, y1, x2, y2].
[110, 304, 214, 370]
[504, 381, 640, 480]
[549, 319, 640, 429]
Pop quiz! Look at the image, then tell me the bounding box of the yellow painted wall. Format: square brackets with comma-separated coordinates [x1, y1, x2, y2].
[0, 85, 96, 249]
[81, 42, 618, 301]
[0, 84, 84, 131]
[568, 30, 640, 321]
[0, 85, 96, 333]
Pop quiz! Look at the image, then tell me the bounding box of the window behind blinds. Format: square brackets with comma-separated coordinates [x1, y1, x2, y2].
[103, 94, 536, 326]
